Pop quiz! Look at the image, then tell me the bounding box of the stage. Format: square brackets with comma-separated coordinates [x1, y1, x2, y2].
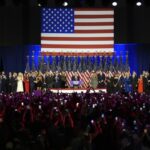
[49, 88, 107, 93]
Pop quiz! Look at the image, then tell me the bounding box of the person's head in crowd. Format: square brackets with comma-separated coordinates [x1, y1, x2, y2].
[139, 74, 143, 79]
[45, 71, 49, 76]
[55, 71, 59, 76]
[74, 72, 78, 77]
[17, 72, 23, 81]
[62, 71, 66, 76]
[24, 73, 29, 79]
[132, 71, 137, 77]
[2, 71, 5, 75]
[8, 72, 12, 78]
[49, 71, 53, 76]
[12, 72, 17, 78]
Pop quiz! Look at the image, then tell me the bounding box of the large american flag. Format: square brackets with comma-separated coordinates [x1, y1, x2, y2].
[41, 8, 114, 56]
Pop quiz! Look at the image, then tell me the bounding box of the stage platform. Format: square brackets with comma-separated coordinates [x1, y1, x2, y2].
[49, 88, 107, 93]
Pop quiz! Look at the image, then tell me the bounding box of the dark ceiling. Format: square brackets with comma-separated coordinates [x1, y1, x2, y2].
[0, 0, 150, 7]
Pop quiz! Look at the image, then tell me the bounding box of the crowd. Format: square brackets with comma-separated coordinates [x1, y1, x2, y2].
[0, 70, 150, 94]
[0, 91, 150, 150]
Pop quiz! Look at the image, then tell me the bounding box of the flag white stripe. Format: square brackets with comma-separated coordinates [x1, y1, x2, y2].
[75, 18, 114, 23]
[75, 11, 114, 15]
[41, 40, 114, 45]
[41, 48, 114, 53]
[41, 33, 114, 37]
[75, 26, 114, 30]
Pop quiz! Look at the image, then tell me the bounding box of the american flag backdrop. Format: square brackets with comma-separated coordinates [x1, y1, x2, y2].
[41, 8, 114, 56]
[41, 8, 114, 88]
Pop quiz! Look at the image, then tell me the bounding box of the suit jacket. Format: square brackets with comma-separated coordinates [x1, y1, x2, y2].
[54, 75, 61, 88]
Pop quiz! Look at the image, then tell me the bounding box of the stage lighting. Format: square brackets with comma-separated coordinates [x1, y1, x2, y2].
[38, 3, 41, 7]
[37, 0, 47, 7]
[136, 1, 142, 6]
[112, 1, 118, 6]
[63, 1, 68, 6]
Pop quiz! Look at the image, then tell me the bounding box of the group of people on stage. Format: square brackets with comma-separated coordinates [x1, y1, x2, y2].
[0, 70, 150, 94]
[90, 70, 150, 94]
[0, 71, 67, 93]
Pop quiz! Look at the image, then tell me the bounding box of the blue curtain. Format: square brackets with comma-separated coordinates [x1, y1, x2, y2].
[0, 44, 150, 75]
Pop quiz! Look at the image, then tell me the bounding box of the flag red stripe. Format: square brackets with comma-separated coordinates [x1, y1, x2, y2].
[75, 30, 113, 33]
[75, 15, 114, 18]
[42, 45, 113, 49]
[41, 37, 114, 41]
[75, 22, 114, 26]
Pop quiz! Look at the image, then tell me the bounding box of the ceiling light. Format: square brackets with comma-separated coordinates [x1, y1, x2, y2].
[38, 3, 41, 7]
[136, 1, 142, 6]
[112, 1, 118, 7]
[63, 1, 68, 7]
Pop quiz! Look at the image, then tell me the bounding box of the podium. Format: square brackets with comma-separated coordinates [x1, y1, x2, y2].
[71, 80, 82, 88]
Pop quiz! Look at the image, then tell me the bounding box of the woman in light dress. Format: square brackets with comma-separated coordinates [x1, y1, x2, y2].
[16, 72, 24, 92]
[90, 72, 98, 89]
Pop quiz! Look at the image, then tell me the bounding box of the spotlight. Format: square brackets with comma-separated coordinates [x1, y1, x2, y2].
[63, 1, 68, 7]
[136, 1, 142, 6]
[37, 0, 47, 7]
[38, 3, 41, 7]
[112, 1, 118, 7]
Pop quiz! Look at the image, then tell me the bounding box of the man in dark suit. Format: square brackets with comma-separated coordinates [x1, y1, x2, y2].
[131, 71, 138, 92]
[71, 72, 80, 88]
[53, 71, 62, 88]
[1, 71, 7, 92]
[60, 72, 67, 88]
[29, 72, 36, 93]
[97, 71, 106, 88]
[11, 72, 17, 93]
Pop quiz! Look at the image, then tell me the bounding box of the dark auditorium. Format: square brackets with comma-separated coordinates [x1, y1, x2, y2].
[0, 0, 150, 150]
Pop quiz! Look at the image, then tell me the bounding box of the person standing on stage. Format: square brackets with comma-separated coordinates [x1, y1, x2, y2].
[11, 72, 17, 93]
[106, 72, 112, 93]
[24, 73, 30, 93]
[7, 72, 13, 93]
[16, 72, 24, 92]
[90, 71, 98, 89]
[124, 72, 132, 93]
[138, 75, 143, 94]
[45, 72, 51, 89]
[71, 72, 80, 88]
[131, 71, 138, 93]
[35, 75, 43, 90]
[49, 71, 54, 88]
[1, 71, 7, 93]
[54, 71, 61, 88]
[142, 71, 149, 93]
[61, 71, 67, 88]
[113, 73, 120, 93]
[97, 71, 106, 88]
[29, 72, 36, 93]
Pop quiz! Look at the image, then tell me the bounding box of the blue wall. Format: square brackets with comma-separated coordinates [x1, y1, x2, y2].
[0, 43, 150, 75]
